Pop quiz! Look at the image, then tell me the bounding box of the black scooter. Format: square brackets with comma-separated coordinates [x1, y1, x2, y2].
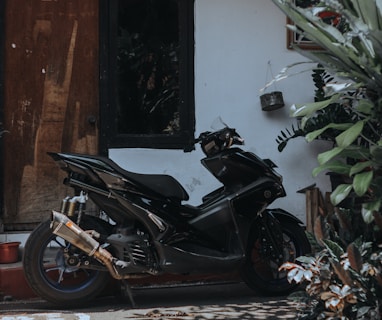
[23, 121, 310, 306]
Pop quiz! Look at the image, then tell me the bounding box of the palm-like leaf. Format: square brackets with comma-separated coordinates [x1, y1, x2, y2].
[273, 2, 382, 317]
[272, 0, 382, 213]
[272, 0, 382, 91]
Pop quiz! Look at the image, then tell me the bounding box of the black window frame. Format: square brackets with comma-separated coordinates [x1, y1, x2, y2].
[99, 0, 195, 155]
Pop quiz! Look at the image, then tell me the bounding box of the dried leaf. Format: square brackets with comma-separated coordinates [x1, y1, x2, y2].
[321, 291, 336, 301]
[330, 258, 353, 286]
[280, 262, 300, 271]
[347, 243, 363, 273]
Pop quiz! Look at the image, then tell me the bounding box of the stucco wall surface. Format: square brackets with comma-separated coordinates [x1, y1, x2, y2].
[110, 0, 331, 223]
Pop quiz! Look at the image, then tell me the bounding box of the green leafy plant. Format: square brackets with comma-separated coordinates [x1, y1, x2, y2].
[281, 210, 382, 319]
[271, 0, 382, 226]
[276, 65, 353, 152]
[271, 1, 382, 319]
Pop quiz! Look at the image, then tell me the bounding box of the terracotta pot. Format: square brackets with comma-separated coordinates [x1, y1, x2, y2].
[0, 241, 21, 263]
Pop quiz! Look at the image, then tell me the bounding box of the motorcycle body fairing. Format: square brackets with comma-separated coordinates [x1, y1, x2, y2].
[47, 148, 296, 275]
[22, 125, 312, 307]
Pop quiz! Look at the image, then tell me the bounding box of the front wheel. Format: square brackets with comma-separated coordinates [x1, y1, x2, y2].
[23, 218, 111, 306]
[241, 220, 310, 295]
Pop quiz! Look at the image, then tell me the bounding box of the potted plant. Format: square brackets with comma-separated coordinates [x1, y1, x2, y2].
[271, 0, 382, 318]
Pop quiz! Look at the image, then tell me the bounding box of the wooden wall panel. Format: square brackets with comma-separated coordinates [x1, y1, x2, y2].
[3, 0, 99, 230]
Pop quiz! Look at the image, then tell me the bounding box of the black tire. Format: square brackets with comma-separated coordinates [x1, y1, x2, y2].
[241, 220, 310, 295]
[23, 218, 110, 306]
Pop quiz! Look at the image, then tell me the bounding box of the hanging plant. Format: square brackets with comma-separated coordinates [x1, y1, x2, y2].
[276, 64, 352, 152]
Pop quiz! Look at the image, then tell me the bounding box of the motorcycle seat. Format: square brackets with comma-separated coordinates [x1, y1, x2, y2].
[50, 152, 190, 202]
[122, 170, 190, 201]
[95, 156, 190, 202]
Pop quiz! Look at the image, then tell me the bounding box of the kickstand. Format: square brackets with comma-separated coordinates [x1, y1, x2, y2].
[120, 280, 136, 308]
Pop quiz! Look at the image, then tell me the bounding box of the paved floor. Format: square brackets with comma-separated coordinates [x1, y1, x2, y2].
[0, 282, 301, 319]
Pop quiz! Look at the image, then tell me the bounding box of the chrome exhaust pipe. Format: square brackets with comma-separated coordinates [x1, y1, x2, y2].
[50, 211, 126, 280]
[51, 211, 101, 256]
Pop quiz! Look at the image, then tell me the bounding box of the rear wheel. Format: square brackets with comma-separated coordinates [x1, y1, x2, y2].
[241, 220, 310, 295]
[23, 218, 111, 306]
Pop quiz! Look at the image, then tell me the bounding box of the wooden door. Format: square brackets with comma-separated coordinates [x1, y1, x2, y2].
[3, 0, 99, 230]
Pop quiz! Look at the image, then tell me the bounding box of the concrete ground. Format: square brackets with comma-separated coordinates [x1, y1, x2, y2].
[0, 282, 302, 319]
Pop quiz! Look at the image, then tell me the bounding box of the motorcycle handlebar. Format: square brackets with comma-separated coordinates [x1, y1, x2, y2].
[195, 127, 244, 156]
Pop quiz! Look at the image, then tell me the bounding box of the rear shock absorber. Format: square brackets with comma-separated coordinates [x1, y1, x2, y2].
[60, 191, 88, 224]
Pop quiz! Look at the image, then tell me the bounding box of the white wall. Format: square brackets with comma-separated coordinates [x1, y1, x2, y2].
[109, 0, 331, 223]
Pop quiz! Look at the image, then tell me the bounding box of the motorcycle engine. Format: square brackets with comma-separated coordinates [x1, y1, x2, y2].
[106, 228, 156, 274]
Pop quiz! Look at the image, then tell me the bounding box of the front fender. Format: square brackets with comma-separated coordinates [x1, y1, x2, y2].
[264, 208, 305, 226]
[239, 208, 305, 250]
[241, 208, 307, 259]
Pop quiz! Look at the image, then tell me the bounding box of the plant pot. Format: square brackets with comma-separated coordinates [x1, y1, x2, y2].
[260, 91, 285, 111]
[0, 241, 21, 263]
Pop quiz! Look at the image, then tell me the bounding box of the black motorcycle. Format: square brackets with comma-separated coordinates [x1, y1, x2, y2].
[23, 122, 310, 306]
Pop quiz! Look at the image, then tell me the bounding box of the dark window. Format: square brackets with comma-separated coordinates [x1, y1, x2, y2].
[99, 0, 195, 154]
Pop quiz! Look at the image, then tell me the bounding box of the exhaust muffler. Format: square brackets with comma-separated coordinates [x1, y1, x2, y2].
[50, 211, 126, 279]
[51, 211, 102, 256]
